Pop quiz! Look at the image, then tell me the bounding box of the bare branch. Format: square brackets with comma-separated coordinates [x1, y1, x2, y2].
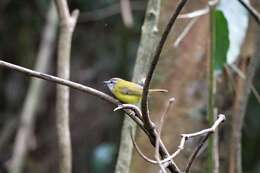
[114, 101, 178, 172]
[0, 60, 118, 104]
[120, 0, 134, 28]
[115, 0, 160, 172]
[141, 0, 189, 132]
[113, 104, 145, 132]
[130, 113, 225, 172]
[54, 0, 70, 21]
[213, 110, 220, 173]
[114, 104, 142, 120]
[182, 114, 225, 138]
[115, 1, 183, 172]
[130, 128, 158, 164]
[138, 3, 190, 169]
[156, 159, 167, 173]
[228, 64, 260, 105]
[185, 133, 210, 173]
[237, 0, 260, 25]
[250, 85, 260, 105]
[178, 7, 209, 19]
[185, 114, 225, 173]
[136, 2, 190, 171]
[155, 98, 175, 173]
[9, 3, 58, 173]
[54, 0, 79, 172]
[156, 114, 225, 165]
[0, 60, 149, 135]
[174, 17, 199, 47]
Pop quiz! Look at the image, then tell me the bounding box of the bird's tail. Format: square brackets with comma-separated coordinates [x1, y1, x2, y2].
[148, 89, 168, 93]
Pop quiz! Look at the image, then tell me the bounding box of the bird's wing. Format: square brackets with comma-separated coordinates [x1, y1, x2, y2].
[118, 85, 142, 96]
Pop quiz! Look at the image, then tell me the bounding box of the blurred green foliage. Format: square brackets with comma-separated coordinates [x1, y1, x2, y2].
[212, 10, 229, 71]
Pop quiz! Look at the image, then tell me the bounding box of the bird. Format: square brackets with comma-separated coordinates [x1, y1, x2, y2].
[104, 78, 167, 104]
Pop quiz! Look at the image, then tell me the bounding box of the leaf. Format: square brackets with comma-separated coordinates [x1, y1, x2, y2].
[212, 10, 229, 71]
[217, 0, 249, 65]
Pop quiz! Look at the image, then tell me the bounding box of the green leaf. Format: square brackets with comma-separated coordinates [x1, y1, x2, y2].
[212, 10, 229, 71]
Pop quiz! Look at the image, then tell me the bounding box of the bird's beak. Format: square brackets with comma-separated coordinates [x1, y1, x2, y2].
[103, 80, 110, 85]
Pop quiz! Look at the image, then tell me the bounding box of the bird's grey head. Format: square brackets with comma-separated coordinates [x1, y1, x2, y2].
[104, 78, 119, 91]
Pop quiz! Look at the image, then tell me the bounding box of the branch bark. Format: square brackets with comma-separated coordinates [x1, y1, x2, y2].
[54, 0, 79, 173]
[9, 3, 58, 173]
[116, 0, 189, 173]
[228, 27, 260, 173]
[208, 3, 217, 172]
[237, 0, 260, 24]
[120, 0, 134, 28]
[114, 0, 161, 172]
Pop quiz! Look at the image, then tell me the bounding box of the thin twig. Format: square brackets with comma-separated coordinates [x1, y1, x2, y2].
[183, 114, 225, 138]
[173, 17, 199, 47]
[131, 129, 180, 173]
[120, 0, 134, 28]
[115, 103, 181, 172]
[228, 64, 260, 105]
[229, 64, 246, 79]
[178, 7, 209, 19]
[0, 60, 148, 134]
[130, 128, 158, 164]
[250, 85, 260, 105]
[156, 114, 225, 165]
[155, 98, 175, 172]
[141, 0, 188, 133]
[0, 60, 118, 104]
[114, 104, 143, 120]
[185, 114, 225, 173]
[130, 135, 181, 167]
[139, 1, 190, 172]
[213, 110, 219, 173]
[237, 0, 260, 25]
[130, 113, 225, 172]
[177, 0, 219, 19]
[113, 104, 145, 132]
[153, 127, 181, 172]
[185, 133, 210, 173]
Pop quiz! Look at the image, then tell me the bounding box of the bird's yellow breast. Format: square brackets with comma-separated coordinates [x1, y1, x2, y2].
[112, 79, 142, 104]
[112, 91, 140, 104]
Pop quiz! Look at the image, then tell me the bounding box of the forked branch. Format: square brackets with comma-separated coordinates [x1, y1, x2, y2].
[129, 113, 225, 173]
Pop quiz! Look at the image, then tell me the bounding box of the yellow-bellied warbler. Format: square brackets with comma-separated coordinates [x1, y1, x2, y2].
[104, 78, 167, 104]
